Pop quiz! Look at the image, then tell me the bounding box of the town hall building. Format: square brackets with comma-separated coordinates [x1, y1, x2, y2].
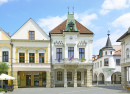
[49, 13, 94, 87]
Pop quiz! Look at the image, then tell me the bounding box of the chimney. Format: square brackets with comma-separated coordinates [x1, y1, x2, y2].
[8, 32, 10, 36]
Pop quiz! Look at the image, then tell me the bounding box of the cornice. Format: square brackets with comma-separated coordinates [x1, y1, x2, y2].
[11, 39, 50, 42]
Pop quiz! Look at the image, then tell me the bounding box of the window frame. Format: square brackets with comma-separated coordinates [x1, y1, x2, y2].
[104, 58, 109, 66]
[56, 48, 62, 59]
[79, 48, 85, 59]
[67, 72, 72, 81]
[19, 53, 25, 63]
[57, 71, 62, 81]
[29, 53, 35, 63]
[29, 31, 35, 40]
[2, 51, 8, 62]
[39, 53, 45, 63]
[68, 47, 74, 59]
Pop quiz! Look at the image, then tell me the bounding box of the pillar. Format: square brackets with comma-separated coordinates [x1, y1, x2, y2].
[46, 71, 51, 88]
[74, 69, 77, 87]
[26, 50, 28, 63]
[86, 69, 92, 87]
[64, 69, 67, 87]
[121, 67, 127, 87]
[13, 71, 18, 88]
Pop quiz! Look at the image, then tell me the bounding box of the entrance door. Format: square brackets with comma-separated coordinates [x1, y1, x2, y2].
[26, 75, 31, 86]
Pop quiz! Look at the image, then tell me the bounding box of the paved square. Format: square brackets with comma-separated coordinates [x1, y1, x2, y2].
[6, 86, 129, 94]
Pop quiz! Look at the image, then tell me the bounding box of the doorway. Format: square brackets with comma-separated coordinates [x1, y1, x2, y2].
[26, 75, 31, 86]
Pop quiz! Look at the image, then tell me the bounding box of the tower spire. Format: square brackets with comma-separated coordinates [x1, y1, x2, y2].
[105, 30, 113, 48]
[73, 6, 74, 14]
[68, 7, 69, 14]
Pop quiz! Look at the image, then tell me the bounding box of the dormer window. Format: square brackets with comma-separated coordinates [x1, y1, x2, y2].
[29, 31, 35, 40]
[70, 26, 73, 30]
[68, 21, 74, 31]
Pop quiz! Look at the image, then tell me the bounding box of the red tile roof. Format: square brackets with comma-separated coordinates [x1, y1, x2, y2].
[50, 19, 93, 34]
[113, 50, 121, 56]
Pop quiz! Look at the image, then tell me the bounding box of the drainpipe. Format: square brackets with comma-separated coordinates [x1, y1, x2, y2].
[10, 42, 13, 84]
[49, 33, 54, 88]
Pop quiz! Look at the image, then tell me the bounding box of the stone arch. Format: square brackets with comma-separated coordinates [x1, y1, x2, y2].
[93, 73, 97, 84]
[99, 73, 105, 84]
[111, 72, 121, 84]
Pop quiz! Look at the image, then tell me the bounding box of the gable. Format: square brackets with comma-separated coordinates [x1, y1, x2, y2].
[11, 18, 49, 40]
[0, 29, 10, 40]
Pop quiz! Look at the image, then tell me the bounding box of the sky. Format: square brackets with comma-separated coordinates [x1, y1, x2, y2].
[0, 0, 130, 55]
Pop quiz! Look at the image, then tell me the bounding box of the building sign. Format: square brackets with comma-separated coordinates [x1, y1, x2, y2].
[26, 72, 39, 75]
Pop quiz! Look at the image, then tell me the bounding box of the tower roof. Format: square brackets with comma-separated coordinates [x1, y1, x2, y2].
[105, 34, 112, 48]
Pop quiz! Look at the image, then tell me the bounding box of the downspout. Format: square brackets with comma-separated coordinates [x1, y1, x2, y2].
[49, 33, 54, 88]
[10, 42, 13, 84]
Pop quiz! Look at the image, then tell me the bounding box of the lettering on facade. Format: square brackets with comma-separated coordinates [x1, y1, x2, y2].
[26, 72, 39, 75]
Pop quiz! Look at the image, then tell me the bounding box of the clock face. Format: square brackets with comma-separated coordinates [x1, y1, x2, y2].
[69, 36, 73, 40]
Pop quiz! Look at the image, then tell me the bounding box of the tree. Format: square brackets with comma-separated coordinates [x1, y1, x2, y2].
[0, 62, 9, 75]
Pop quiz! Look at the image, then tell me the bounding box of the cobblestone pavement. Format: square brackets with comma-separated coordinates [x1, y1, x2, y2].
[6, 86, 129, 94]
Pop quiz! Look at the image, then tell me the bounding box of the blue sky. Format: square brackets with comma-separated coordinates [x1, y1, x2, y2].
[0, 0, 130, 55]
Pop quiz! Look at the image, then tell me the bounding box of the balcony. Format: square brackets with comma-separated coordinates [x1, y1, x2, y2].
[53, 58, 87, 64]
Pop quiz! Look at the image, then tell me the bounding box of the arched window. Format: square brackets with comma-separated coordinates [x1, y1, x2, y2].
[67, 72, 72, 81]
[110, 51, 112, 55]
[57, 71, 62, 81]
[105, 51, 107, 55]
[77, 71, 81, 81]
[126, 48, 129, 58]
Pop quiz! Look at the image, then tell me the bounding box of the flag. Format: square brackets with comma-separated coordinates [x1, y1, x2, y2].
[69, 55, 73, 61]
[58, 56, 60, 62]
[81, 56, 83, 62]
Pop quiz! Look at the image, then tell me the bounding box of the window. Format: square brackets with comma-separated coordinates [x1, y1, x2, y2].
[68, 47, 74, 59]
[34, 75, 39, 86]
[116, 59, 120, 66]
[57, 71, 62, 81]
[77, 71, 81, 81]
[39, 53, 44, 63]
[110, 51, 112, 55]
[105, 51, 107, 55]
[29, 31, 35, 40]
[70, 26, 73, 30]
[79, 48, 85, 59]
[126, 48, 129, 58]
[2, 51, 8, 62]
[104, 58, 109, 66]
[19, 53, 25, 63]
[29, 53, 35, 63]
[67, 72, 72, 81]
[56, 48, 62, 59]
[100, 61, 102, 67]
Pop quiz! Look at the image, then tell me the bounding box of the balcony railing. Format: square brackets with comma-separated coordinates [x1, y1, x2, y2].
[53, 58, 87, 64]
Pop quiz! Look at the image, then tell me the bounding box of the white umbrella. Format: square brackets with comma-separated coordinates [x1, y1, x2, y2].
[0, 73, 15, 88]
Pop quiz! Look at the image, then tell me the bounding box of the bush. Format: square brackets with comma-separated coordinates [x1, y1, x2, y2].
[0, 88, 5, 92]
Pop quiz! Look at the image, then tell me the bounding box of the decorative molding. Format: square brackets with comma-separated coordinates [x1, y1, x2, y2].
[77, 40, 87, 47]
[54, 41, 64, 47]
[66, 43, 76, 46]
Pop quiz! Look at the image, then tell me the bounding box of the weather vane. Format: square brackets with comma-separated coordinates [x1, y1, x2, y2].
[73, 6, 74, 14]
[107, 30, 110, 36]
[68, 7, 69, 14]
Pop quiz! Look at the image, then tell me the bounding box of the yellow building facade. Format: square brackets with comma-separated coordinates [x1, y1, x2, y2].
[0, 28, 12, 85]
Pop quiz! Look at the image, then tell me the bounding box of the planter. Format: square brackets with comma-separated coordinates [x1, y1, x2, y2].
[0, 91, 5, 94]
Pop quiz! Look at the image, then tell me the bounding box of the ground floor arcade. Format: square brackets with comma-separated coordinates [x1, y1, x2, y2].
[51, 64, 93, 87]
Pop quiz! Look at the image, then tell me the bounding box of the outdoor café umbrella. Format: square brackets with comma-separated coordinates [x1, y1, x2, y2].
[0, 73, 15, 88]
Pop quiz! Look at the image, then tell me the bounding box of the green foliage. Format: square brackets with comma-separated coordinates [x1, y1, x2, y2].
[0, 62, 9, 75]
[0, 88, 5, 92]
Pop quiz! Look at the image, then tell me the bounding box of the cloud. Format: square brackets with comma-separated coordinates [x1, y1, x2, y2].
[93, 29, 123, 55]
[100, 0, 130, 15]
[112, 13, 130, 29]
[38, 11, 97, 34]
[0, 0, 8, 6]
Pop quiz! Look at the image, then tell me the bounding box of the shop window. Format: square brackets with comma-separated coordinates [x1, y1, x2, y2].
[29, 53, 35, 63]
[42, 72, 46, 86]
[57, 71, 62, 81]
[34, 75, 39, 86]
[67, 72, 72, 81]
[19, 53, 25, 63]
[104, 58, 109, 66]
[79, 48, 85, 59]
[116, 59, 120, 66]
[77, 71, 81, 81]
[39, 53, 44, 63]
[29, 31, 35, 40]
[2, 51, 8, 62]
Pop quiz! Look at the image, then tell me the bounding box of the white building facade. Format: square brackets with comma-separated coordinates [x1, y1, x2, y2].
[50, 13, 94, 87]
[117, 27, 130, 87]
[93, 34, 121, 85]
